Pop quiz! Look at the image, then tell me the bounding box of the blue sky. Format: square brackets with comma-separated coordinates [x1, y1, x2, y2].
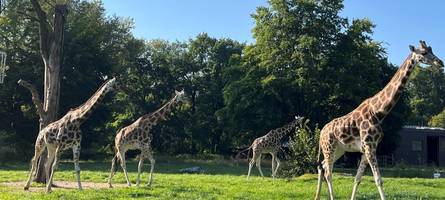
[103, 0, 444, 65]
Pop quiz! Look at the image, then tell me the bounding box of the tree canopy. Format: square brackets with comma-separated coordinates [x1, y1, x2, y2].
[0, 0, 443, 162]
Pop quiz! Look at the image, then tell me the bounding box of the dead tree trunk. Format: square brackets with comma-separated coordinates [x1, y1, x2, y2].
[18, 0, 67, 183]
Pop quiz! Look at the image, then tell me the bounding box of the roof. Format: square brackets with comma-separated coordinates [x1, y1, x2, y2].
[403, 125, 445, 131]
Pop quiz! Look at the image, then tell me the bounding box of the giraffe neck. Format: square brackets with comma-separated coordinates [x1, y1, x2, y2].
[270, 119, 299, 139]
[370, 53, 417, 118]
[142, 95, 180, 125]
[73, 81, 112, 123]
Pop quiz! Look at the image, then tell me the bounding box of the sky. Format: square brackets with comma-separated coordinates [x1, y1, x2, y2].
[102, 0, 445, 65]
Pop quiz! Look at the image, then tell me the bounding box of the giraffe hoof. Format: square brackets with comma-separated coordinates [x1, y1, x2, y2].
[24, 186, 29, 191]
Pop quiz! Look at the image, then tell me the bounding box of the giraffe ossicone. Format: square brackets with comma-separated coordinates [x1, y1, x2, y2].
[314, 41, 443, 200]
[23, 77, 116, 193]
[246, 116, 304, 179]
[108, 90, 189, 188]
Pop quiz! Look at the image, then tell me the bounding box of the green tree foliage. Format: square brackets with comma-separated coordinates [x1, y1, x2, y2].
[407, 65, 445, 125]
[429, 110, 445, 128]
[0, 0, 429, 162]
[0, 0, 145, 159]
[110, 34, 244, 155]
[220, 0, 407, 155]
[281, 119, 320, 177]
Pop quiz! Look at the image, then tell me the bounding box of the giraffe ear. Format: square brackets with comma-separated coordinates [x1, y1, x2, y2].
[419, 40, 427, 48]
[409, 45, 416, 52]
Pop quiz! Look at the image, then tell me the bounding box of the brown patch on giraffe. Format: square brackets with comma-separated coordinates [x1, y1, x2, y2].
[361, 121, 370, 130]
[351, 126, 359, 137]
[385, 86, 393, 98]
[370, 97, 379, 105]
[352, 112, 360, 119]
[374, 99, 383, 110]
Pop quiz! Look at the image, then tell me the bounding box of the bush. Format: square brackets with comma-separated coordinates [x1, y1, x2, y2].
[281, 119, 320, 177]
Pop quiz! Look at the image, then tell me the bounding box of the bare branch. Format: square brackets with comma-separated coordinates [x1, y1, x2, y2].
[18, 79, 46, 118]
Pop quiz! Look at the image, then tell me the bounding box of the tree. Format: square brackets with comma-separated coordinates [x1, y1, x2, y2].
[282, 118, 320, 177]
[15, 0, 67, 183]
[220, 0, 406, 156]
[407, 65, 445, 125]
[429, 109, 445, 128]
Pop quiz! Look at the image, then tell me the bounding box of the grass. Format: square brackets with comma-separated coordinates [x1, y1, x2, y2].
[0, 157, 445, 199]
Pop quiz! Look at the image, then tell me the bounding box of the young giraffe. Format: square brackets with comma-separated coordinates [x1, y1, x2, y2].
[246, 116, 304, 179]
[108, 90, 188, 188]
[24, 78, 116, 193]
[314, 41, 444, 200]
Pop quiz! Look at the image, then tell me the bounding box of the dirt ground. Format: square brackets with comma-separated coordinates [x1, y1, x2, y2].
[1, 181, 127, 192]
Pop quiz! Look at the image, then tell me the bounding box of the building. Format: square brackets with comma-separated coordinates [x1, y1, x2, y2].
[393, 126, 445, 167]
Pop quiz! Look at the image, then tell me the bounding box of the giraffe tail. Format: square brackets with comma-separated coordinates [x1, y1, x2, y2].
[112, 154, 119, 173]
[316, 143, 321, 166]
[235, 146, 252, 162]
[246, 146, 252, 162]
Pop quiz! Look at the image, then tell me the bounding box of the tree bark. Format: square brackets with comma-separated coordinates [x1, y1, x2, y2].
[20, 0, 67, 183]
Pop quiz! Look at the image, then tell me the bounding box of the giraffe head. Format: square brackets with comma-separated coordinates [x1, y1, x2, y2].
[409, 40, 443, 67]
[293, 115, 305, 125]
[175, 89, 189, 103]
[104, 77, 117, 93]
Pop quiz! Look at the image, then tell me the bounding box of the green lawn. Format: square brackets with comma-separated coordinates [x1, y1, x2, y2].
[0, 157, 444, 199]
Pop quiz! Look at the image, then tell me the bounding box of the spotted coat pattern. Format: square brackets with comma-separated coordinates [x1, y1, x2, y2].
[108, 90, 188, 187]
[315, 41, 444, 200]
[24, 78, 116, 193]
[246, 116, 304, 179]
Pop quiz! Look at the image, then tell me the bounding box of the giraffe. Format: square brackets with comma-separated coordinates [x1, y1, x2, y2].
[314, 41, 444, 200]
[24, 77, 116, 193]
[108, 90, 188, 188]
[246, 116, 304, 179]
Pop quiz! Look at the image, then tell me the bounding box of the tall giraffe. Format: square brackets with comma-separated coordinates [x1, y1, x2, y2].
[108, 90, 188, 188]
[246, 116, 304, 179]
[314, 41, 444, 200]
[24, 78, 116, 193]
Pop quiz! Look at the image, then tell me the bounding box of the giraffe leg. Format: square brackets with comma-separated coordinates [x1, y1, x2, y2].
[271, 153, 276, 179]
[108, 153, 119, 188]
[136, 154, 144, 186]
[247, 150, 258, 180]
[44, 147, 56, 188]
[147, 153, 155, 186]
[72, 145, 83, 190]
[351, 154, 368, 200]
[314, 163, 324, 200]
[24, 145, 45, 190]
[118, 149, 132, 186]
[324, 147, 344, 200]
[46, 146, 60, 193]
[365, 147, 386, 200]
[256, 154, 264, 177]
[274, 157, 281, 178]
